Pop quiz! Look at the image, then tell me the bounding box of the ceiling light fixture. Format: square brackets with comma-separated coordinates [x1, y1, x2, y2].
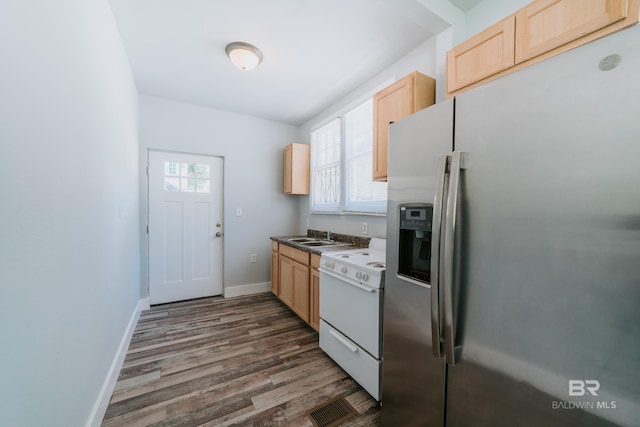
[225, 42, 263, 71]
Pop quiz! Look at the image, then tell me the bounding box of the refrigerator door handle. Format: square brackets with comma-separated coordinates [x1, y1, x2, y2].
[430, 154, 448, 358]
[444, 151, 465, 366]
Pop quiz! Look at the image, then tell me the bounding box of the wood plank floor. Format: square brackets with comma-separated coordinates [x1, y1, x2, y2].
[102, 293, 381, 426]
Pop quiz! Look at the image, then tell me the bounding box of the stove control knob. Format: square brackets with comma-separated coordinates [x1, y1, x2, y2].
[341, 266, 348, 274]
[355, 271, 362, 279]
[362, 273, 369, 281]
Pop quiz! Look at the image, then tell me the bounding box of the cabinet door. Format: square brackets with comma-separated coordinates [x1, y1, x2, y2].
[278, 255, 293, 306]
[284, 145, 293, 194]
[271, 250, 279, 295]
[310, 268, 320, 332]
[446, 16, 516, 94]
[283, 143, 310, 195]
[515, 0, 628, 64]
[291, 261, 310, 322]
[373, 77, 414, 182]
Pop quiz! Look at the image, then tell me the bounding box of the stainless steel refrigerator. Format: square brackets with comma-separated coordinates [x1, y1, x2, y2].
[382, 25, 640, 427]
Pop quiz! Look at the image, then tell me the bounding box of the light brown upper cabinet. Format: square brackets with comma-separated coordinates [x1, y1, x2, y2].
[446, 0, 639, 97]
[516, 0, 629, 63]
[446, 16, 516, 94]
[284, 143, 309, 195]
[373, 71, 435, 182]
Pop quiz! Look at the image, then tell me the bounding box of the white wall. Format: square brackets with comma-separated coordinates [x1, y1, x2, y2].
[295, 36, 439, 240]
[0, 1, 140, 426]
[464, 0, 530, 37]
[139, 95, 300, 297]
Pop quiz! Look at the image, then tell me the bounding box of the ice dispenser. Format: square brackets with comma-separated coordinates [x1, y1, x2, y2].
[398, 204, 433, 284]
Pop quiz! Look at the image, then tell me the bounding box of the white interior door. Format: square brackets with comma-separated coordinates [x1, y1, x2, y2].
[148, 151, 223, 304]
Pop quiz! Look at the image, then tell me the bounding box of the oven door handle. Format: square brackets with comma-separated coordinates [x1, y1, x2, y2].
[319, 268, 379, 293]
[329, 328, 359, 353]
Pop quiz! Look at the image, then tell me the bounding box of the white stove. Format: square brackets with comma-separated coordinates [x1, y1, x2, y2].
[319, 237, 386, 401]
[319, 238, 386, 288]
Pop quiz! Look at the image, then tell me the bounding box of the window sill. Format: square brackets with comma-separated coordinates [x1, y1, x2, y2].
[310, 210, 386, 217]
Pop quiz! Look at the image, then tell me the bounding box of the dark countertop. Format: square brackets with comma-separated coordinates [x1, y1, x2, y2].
[271, 230, 369, 255]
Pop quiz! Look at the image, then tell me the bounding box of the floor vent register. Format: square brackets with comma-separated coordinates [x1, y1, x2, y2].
[305, 395, 358, 427]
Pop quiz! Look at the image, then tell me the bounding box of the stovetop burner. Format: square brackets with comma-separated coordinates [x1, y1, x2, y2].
[320, 238, 386, 287]
[322, 249, 385, 272]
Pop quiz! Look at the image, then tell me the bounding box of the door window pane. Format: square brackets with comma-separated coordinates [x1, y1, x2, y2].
[164, 177, 180, 192]
[164, 161, 211, 193]
[164, 162, 179, 176]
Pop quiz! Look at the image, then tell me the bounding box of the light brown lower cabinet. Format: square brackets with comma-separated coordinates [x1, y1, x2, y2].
[291, 261, 310, 322]
[271, 242, 320, 332]
[278, 255, 294, 307]
[309, 255, 320, 332]
[271, 241, 279, 295]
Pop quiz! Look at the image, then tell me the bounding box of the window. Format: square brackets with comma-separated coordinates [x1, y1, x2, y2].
[310, 99, 387, 214]
[310, 119, 341, 212]
[163, 162, 210, 193]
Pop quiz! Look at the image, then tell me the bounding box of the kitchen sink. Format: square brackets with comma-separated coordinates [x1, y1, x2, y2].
[299, 240, 345, 247]
[286, 237, 348, 247]
[287, 237, 316, 243]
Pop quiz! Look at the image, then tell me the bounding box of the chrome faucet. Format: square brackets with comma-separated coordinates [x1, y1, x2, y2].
[326, 230, 332, 241]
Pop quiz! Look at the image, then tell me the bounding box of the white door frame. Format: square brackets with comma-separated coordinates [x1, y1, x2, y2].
[147, 149, 224, 304]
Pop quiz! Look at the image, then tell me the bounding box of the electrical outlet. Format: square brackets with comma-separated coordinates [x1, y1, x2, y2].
[362, 222, 368, 235]
[251, 253, 257, 263]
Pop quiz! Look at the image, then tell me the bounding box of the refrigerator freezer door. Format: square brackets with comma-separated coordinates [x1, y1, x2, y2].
[382, 100, 453, 426]
[449, 25, 640, 427]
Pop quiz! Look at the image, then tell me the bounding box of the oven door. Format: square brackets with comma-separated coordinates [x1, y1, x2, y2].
[319, 268, 382, 358]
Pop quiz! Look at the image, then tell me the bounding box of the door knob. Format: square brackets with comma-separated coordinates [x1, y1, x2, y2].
[215, 232, 222, 237]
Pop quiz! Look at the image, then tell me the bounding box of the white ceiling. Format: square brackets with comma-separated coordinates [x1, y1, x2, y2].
[109, 0, 474, 125]
[449, 0, 484, 12]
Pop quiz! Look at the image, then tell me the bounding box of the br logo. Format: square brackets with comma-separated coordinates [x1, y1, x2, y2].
[569, 380, 600, 396]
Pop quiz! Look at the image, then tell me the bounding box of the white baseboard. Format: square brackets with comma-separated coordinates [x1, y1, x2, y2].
[224, 281, 271, 298]
[86, 298, 147, 427]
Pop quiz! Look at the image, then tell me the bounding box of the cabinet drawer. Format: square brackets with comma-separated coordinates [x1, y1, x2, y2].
[446, 16, 515, 93]
[515, 0, 628, 64]
[320, 320, 381, 401]
[279, 244, 310, 265]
